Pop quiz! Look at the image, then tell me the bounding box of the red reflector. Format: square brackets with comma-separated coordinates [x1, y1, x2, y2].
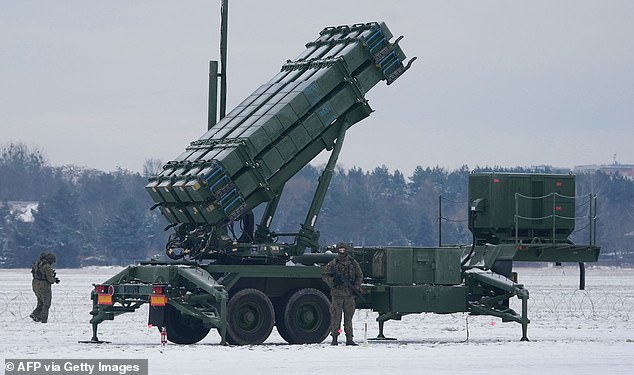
[556, 182, 562, 187]
[493, 179, 500, 183]
[95, 285, 114, 295]
[555, 206, 562, 211]
[150, 295, 168, 307]
[152, 285, 165, 294]
[95, 285, 108, 294]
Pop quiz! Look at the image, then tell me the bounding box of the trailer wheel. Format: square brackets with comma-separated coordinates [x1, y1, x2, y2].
[226, 288, 274, 345]
[274, 294, 294, 343]
[281, 288, 331, 344]
[164, 305, 210, 344]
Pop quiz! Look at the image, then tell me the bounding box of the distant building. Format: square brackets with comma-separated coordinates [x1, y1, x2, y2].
[574, 162, 634, 178]
[530, 165, 572, 174]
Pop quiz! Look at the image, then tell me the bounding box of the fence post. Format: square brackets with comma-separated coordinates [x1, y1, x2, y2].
[438, 195, 442, 247]
[515, 193, 519, 244]
[551, 193, 557, 243]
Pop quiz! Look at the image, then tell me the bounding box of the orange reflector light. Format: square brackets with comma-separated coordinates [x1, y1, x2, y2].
[150, 295, 168, 307]
[96, 284, 114, 305]
[97, 294, 113, 305]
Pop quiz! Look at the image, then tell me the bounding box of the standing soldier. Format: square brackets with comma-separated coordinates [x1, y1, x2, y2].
[30, 252, 60, 323]
[322, 242, 363, 346]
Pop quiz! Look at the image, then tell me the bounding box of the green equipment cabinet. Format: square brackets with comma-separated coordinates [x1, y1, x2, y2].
[353, 246, 529, 341]
[469, 173, 576, 243]
[359, 247, 467, 313]
[467, 172, 599, 265]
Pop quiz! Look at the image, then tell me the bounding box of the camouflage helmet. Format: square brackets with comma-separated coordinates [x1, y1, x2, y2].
[336, 242, 349, 255]
[43, 252, 56, 264]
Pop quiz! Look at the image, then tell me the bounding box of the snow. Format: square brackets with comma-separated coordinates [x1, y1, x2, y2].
[4, 201, 38, 223]
[1, 266, 633, 374]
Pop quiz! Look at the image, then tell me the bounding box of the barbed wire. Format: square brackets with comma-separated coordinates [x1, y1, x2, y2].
[525, 290, 631, 321]
[0, 289, 629, 324]
[0, 290, 91, 323]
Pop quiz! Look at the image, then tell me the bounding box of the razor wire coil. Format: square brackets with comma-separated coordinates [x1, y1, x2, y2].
[0, 289, 629, 324]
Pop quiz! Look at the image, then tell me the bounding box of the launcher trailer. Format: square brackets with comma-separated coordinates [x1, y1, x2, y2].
[88, 22, 599, 346]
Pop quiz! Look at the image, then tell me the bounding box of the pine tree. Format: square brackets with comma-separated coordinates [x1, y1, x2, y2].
[100, 196, 155, 265]
[0, 201, 14, 267]
[26, 186, 85, 268]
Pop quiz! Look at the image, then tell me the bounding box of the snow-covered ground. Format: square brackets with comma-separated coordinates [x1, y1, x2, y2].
[1, 266, 633, 374]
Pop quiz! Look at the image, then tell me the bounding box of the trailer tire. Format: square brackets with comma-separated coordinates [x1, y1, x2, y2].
[274, 294, 294, 343]
[226, 288, 274, 345]
[281, 288, 331, 344]
[164, 305, 210, 344]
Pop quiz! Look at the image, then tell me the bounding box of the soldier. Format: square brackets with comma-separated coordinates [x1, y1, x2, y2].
[322, 242, 363, 346]
[30, 252, 60, 323]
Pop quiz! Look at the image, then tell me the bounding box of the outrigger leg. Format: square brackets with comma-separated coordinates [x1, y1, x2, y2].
[369, 312, 399, 341]
[89, 322, 105, 343]
[520, 292, 529, 342]
[79, 299, 109, 344]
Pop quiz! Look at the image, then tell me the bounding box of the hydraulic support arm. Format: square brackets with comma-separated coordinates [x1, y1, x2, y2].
[294, 122, 348, 255]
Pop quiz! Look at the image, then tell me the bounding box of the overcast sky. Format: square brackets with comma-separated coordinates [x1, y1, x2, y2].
[1, 1, 633, 175]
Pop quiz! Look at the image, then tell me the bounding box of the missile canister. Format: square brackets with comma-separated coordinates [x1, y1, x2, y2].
[146, 22, 413, 225]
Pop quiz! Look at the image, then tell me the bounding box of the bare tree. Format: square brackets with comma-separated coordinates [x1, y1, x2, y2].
[142, 158, 163, 177]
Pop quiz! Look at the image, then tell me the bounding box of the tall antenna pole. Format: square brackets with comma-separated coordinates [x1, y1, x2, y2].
[208, 61, 218, 129]
[207, 0, 229, 130]
[219, 0, 228, 120]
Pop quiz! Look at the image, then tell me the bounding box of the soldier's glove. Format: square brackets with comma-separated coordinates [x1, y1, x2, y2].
[332, 273, 343, 287]
[55, 277, 60, 284]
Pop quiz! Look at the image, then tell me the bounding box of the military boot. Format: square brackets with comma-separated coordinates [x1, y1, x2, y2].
[346, 336, 358, 346]
[330, 335, 338, 346]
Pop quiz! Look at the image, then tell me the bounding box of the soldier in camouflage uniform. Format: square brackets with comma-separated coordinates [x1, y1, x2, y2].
[30, 252, 59, 323]
[322, 242, 363, 346]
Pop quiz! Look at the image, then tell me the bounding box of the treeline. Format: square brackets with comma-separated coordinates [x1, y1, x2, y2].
[1, 143, 633, 267]
[0, 143, 167, 267]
